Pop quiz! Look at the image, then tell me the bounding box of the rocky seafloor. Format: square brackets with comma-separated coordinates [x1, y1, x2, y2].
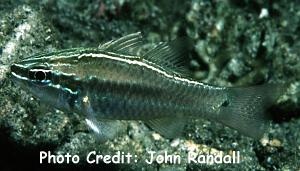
[0, 0, 299, 170]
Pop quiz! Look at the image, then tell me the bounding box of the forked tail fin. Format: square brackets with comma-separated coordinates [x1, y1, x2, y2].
[217, 84, 287, 139]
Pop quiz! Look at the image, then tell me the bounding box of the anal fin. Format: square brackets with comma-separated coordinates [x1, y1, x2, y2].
[85, 118, 126, 142]
[145, 117, 186, 139]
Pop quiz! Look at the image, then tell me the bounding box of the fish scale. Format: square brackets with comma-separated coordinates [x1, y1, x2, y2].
[79, 71, 218, 121]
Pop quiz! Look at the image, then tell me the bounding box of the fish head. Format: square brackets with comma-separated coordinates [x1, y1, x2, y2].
[10, 55, 78, 112]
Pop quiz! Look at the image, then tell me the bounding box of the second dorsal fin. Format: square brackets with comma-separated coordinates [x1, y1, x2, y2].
[98, 32, 143, 55]
[142, 37, 192, 76]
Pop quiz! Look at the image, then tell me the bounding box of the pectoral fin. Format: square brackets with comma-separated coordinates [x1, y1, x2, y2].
[145, 117, 186, 138]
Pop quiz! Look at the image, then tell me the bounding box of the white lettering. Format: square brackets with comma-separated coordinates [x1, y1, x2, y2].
[145, 151, 181, 164]
[187, 151, 241, 164]
[86, 151, 96, 164]
[39, 151, 80, 164]
[40, 151, 47, 164]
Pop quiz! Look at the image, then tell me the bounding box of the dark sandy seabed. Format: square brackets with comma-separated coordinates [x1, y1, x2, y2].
[0, 0, 299, 170]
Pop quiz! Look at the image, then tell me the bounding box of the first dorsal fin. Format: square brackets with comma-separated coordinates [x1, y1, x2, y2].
[98, 32, 143, 55]
[142, 37, 192, 76]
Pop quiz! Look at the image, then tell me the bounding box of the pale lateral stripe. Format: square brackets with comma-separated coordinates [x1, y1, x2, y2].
[13, 50, 224, 91]
[22, 54, 80, 62]
[12, 72, 29, 81]
[49, 83, 77, 95]
[77, 53, 222, 89]
[29, 69, 52, 72]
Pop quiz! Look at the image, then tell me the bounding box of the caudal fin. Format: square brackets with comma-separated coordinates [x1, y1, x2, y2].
[217, 84, 287, 139]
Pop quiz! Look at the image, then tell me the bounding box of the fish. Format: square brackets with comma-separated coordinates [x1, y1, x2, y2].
[10, 32, 286, 140]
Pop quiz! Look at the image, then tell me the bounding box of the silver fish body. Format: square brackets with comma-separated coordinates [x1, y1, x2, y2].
[10, 32, 285, 139]
[71, 52, 224, 119]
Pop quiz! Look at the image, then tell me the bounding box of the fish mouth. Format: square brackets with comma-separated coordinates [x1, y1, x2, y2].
[10, 64, 30, 85]
[11, 64, 28, 77]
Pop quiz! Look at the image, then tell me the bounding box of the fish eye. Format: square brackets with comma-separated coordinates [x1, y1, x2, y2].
[28, 66, 52, 85]
[34, 70, 47, 81]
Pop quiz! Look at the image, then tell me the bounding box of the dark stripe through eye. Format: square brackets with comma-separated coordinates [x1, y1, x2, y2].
[29, 69, 52, 82]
